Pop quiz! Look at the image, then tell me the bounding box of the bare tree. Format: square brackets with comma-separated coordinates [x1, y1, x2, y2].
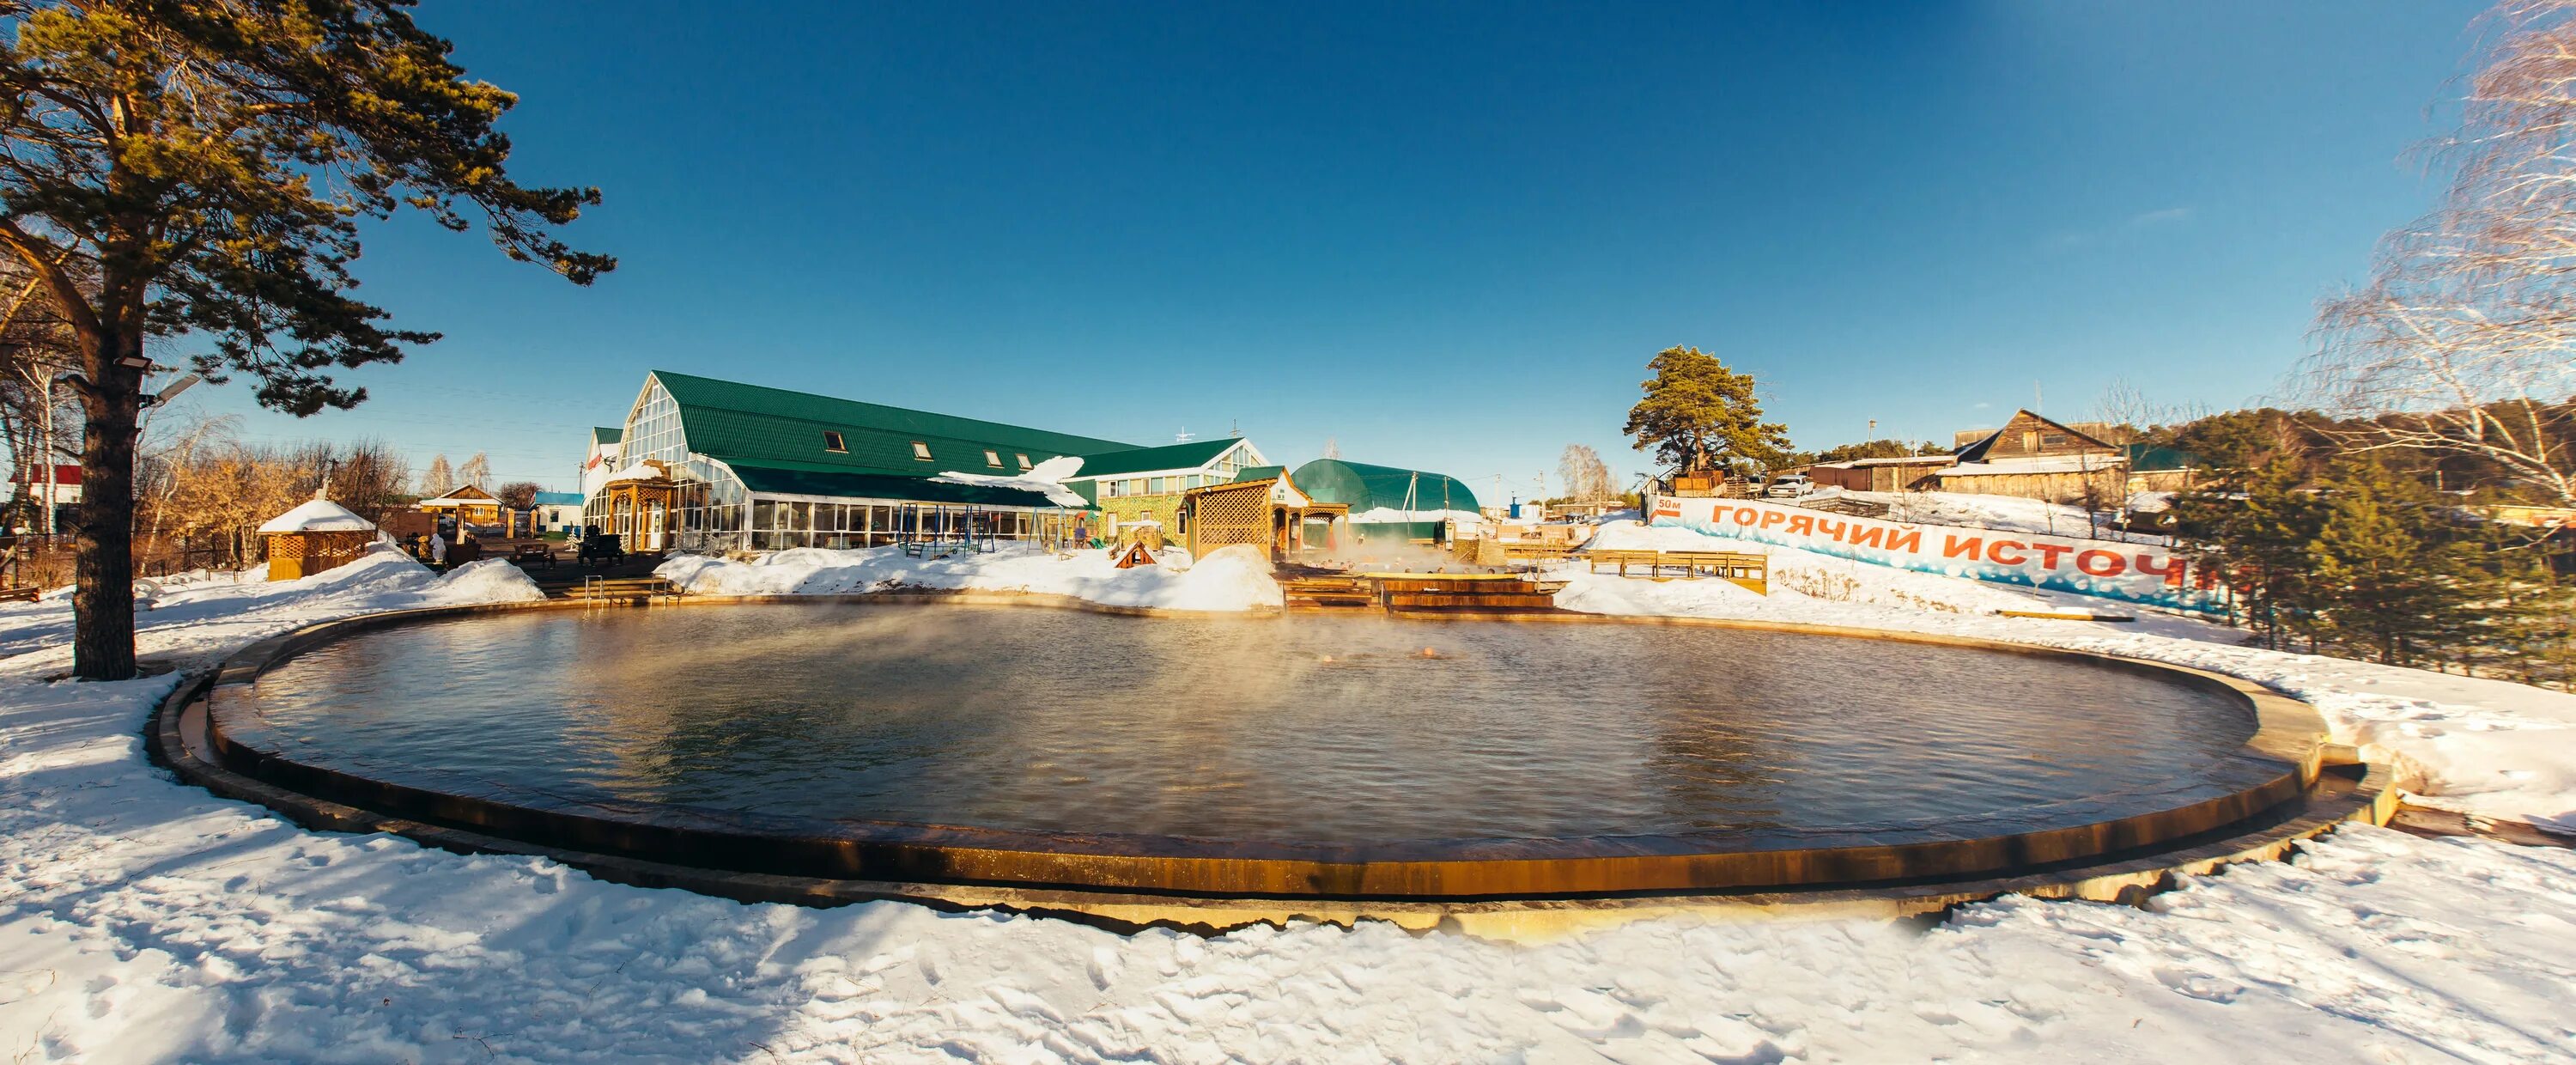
[2304, 0, 2576, 503]
[1558, 444, 1613, 502]
[419, 454, 455, 498]
[457, 452, 491, 490]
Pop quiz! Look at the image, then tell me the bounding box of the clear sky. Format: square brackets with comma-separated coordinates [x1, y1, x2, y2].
[182, 0, 2488, 500]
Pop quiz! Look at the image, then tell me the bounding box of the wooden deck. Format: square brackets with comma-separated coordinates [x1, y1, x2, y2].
[1280, 571, 1571, 614]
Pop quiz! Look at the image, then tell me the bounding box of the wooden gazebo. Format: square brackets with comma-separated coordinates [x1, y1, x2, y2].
[598, 459, 678, 551]
[1181, 472, 1347, 562]
[258, 498, 379, 581]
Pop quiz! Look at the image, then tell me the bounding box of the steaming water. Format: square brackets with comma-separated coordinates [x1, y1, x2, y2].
[246, 604, 2269, 845]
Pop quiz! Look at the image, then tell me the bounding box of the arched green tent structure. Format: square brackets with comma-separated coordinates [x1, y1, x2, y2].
[1290, 459, 1480, 514]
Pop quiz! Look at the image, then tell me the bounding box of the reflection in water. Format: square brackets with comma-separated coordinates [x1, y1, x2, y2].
[248, 605, 2261, 844]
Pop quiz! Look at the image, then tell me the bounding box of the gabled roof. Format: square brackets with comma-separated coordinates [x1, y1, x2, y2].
[1066, 438, 1247, 480]
[2122, 442, 2200, 472]
[650, 370, 1136, 477]
[592, 427, 622, 445]
[420, 485, 498, 505]
[1952, 410, 2117, 463]
[532, 491, 585, 506]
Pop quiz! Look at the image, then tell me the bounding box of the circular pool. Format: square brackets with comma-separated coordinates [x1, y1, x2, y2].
[199, 599, 2330, 900]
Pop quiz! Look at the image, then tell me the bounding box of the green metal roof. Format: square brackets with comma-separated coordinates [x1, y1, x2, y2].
[1290, 459, 1480, 513]
[725, 460, 1060, 507]
[1236, 465, 1287, 483]
[652, 370, 1137, 477]
[1069, 438, 1242, 479]
[592, 427, 621, 444]
[2123, 442, 2200, 472]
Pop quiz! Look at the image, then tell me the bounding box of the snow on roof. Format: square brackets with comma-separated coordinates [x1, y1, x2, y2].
[1937, 455, 2125, 477]
[257, 499, 377, 533]
[1824, 455, 1956, 468]
[600, 462, 668, 484]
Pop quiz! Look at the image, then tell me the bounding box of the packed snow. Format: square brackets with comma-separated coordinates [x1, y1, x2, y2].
[3, 536, 2575, 1060]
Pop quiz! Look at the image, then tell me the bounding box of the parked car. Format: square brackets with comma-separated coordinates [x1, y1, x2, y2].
[1764, 474, 1814, 499]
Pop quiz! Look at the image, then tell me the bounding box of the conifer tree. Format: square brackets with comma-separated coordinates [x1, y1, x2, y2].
[2305, 458, 2463, 665]
[0, 2, 612, 679]
[1623, 346, 1790, 476]
[2172, 454, 2321, 649]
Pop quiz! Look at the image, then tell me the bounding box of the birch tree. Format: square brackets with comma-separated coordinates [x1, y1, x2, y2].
[2305, 0, 2576, 503]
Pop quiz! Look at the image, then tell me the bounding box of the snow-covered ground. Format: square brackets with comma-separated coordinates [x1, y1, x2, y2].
[1826, 489, 2172, 545]
[4, 539, 2576, 1061]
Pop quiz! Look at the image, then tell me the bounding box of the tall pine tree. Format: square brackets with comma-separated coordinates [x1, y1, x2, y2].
[1623, 346, 1790, 476]
[2305, 457, 2466, 666]
[0, 3, 612, 679]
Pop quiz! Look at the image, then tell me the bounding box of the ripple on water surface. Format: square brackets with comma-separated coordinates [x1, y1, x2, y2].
[245, 604, 2272, 845]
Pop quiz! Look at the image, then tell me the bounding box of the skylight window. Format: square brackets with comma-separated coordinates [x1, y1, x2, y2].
[911, 441, 932, 460]
[1015, 453, 1032, 471]
[984, 449, 1003, 467]
[822, 431, 847, 453]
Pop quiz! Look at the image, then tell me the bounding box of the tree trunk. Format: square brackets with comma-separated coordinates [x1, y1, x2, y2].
[71, 331, 143, 682]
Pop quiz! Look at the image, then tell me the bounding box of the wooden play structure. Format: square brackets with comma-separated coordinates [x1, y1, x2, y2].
[258, 498, 379, 581]
[1584, 549, 1768, 594]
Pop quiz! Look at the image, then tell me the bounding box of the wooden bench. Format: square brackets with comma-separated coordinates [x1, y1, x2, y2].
[1585, 549, 1767, 594]
[0, 586, 39, 603]
[509, 544, 556, 568]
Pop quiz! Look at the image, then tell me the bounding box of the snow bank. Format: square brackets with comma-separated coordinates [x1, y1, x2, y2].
[657, 542, 1283, 611]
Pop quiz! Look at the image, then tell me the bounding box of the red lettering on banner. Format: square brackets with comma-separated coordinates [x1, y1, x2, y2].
[1815, 518, 1847, 541]
[1759, 510, 1786, 529]
[1785, 514, 1815, 536]
[1734, 508, 1757, 526]
[2075, 550, 2126, 576]
[1942, 534, 1983, 559]
[2032, 543, 2071, 569]
[2136, 554, 2186, 586]
[1986, 540, 2027, 565]
[1885, 530, 1921, 553]
[1848, 526, 1886, 549]
[1652, 506, 1680, 520]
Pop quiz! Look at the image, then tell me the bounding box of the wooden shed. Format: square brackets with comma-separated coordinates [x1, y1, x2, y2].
[1807, 455, 1955, 493]
[259, 498, 379, 581]
[1181, 472, 1348, 562]
[1935, 411, 2129, 503]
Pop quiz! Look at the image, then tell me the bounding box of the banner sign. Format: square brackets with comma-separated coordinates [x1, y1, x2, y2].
[1647, 495, 2214, 612]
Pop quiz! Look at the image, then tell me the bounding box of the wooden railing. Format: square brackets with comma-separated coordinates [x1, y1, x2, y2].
[1583, 549, 1767, 593]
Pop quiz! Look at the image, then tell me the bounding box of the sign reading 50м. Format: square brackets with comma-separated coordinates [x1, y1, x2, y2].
[1649, 496, 2213, 612]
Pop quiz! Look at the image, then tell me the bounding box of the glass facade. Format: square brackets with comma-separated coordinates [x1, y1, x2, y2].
[584, 376, 1052, 555]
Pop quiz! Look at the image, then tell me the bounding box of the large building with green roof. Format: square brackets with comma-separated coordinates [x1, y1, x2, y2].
[586, 370, 1152, 552]
[1057, 436, 1270, 539]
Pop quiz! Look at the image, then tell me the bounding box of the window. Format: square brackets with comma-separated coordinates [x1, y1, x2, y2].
[1126, 478, 1145, 496]
[911, 441, 932, 460]
[1147, 478, 1166, 494]
[1015, 453, 1031, 471]
[2041, 432, 2069, 447]
[984, 448, 1003, 467]
[823, 431, 847, 453]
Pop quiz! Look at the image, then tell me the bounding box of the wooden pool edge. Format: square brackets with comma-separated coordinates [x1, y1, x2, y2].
[159, 593, 2393, 928]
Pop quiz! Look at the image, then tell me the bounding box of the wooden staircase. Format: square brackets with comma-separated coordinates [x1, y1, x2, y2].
[1279, 572, 1568, 615]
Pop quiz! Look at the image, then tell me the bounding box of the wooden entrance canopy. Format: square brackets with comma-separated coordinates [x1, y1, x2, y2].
[599, 459, 678, 549]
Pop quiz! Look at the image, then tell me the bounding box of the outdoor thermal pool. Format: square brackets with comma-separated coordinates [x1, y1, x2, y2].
[234, 603, 2289, 853]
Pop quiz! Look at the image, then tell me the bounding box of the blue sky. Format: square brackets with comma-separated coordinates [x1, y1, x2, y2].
[184, 1, 2488, 499]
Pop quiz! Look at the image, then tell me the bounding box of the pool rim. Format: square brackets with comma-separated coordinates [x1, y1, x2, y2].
[188, 593, 2336, 902]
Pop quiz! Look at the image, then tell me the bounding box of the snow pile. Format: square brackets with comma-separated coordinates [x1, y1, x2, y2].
[656, 542, 1283, 611]
[1843, 490, 2168, 544]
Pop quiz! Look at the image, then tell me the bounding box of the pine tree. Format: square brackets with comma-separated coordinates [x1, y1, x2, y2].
[1623, 346, 1791, 476]
[421, 455, 455, 498]
[0, 3, 612, 679]
[2172, 454, 2320, 649]
[2305, 458, 2461, 665]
